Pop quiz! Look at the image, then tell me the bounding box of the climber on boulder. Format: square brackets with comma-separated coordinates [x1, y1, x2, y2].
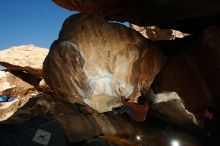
[115, 87, 150, 122]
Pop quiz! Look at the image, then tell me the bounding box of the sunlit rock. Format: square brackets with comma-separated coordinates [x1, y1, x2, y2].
[0, 70, 41, 121]
[0, 70, 39, 121]
[131, 25, 189, 40]
[0, 71, 14, 93]
[38, 79, 50, 91]
[0, 95, 32, 122]
[0, 45, 48, 77]
[43, 13, 165, 112]
[0, 71, 36, 96]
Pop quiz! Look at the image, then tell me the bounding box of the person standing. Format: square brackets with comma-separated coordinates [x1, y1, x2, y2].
[203, 107, 220, 146]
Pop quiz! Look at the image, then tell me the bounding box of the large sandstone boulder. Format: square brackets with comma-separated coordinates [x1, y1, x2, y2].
[0, 45, 48, 77]
[43, 13, 164, 112]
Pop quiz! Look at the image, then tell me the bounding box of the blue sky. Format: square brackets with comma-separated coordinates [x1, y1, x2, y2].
[0, 1, 129, 51]
[0, 0, 75, 50]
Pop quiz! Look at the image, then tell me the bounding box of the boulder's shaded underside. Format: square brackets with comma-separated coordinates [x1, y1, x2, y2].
[53, 0, 220, 33]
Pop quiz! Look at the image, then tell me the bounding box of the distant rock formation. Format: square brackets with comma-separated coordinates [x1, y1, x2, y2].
[43, 13, 165, 112]
[0, 45, 48, 77]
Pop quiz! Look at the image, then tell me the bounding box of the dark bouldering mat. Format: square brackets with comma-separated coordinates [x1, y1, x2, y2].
[0, 117, 68, 146]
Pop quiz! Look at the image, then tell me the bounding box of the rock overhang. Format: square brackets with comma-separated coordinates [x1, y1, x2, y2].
[52, 0, 220, 33]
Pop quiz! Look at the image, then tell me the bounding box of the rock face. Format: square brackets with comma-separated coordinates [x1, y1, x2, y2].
[43, 13, 164, 112]
[0, 45, 48, 77]
[53, 0, 220, 33]
[153, 26, 220, 119]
